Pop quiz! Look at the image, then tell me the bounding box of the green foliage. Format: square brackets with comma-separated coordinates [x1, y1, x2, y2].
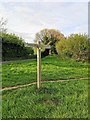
[1, 33, 24, 46]
[1, 33, 34, 60]
[56, 34, 88, 62]
[24, 46, 34, 55]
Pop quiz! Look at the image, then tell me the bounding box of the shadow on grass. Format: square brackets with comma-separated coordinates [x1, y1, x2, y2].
[35, 87, 60, 106]
[36, 87, 58, 94]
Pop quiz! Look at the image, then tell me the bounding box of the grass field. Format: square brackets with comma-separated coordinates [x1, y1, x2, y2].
[2, 56, 88, 88]
[2, 56, 88, 118]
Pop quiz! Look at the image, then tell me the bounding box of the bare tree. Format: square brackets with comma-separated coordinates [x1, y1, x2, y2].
[0, 17, 7, 33]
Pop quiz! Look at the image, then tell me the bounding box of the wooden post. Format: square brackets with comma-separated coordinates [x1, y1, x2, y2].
[25, 42, 50, 89]
[37, 41, 41, 89]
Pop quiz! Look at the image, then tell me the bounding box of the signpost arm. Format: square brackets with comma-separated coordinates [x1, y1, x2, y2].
[37, 41, 41, 89]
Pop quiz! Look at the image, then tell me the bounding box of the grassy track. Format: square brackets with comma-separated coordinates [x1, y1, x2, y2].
[2, 56, 88, 118]
[2, 56, 88, 88]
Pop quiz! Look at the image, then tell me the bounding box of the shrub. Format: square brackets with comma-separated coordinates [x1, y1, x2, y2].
[56, 34, 88, 62]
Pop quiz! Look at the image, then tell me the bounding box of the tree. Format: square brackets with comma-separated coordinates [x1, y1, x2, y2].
[0, 17, 7, 33]
[35, 28, 64, 54]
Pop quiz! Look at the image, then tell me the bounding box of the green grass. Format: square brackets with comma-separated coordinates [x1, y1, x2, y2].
[2, 80, 88, 118]
[2, 56, 88, 88]
[2, 56, 88, 118]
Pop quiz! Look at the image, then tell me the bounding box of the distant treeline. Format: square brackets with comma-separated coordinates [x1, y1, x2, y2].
[35, 29, 89, 62]
[0, 30, 89, 62]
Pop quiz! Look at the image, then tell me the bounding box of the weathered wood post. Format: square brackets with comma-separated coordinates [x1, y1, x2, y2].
[37, 41, 41, 89]
[25, 41, 50, 89]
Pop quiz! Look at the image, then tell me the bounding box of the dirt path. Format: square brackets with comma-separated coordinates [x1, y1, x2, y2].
[1, 77, 88, 91]
[1, 59, 36, 64]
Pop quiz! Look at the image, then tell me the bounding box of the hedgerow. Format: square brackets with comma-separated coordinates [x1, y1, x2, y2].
[0, 33, 34, 61]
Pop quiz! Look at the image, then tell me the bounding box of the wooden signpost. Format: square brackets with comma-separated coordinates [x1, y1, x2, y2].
[25, 41, 50, 89]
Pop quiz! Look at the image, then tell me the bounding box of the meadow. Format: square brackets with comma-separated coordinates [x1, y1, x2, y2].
[2, 56, 88, 88]
[2, 56, 88, 118]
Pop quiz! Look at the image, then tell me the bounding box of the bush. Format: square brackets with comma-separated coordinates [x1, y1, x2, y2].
[56, 34, 88, 62]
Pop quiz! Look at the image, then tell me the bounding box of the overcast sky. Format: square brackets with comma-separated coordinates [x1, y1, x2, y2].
[0, 0, 88, 43]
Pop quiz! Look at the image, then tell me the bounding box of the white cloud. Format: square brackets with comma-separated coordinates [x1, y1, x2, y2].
[0, 2, 88, 43]
[73, 24, 88, 34]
